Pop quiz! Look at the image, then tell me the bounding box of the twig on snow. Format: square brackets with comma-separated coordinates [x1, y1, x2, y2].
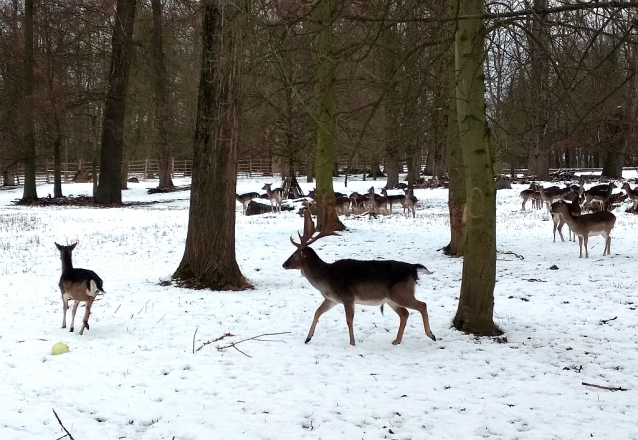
[599, 316, 617, 325]
[52, 408, 75, 440]
[195, 332, 235, 353]
[582, 382, 628, 392]
[217, 332, 292, 358]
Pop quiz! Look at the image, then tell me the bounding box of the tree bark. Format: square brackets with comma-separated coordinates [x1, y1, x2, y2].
[452, 0, 499, 336]
[444, 0, 466, 257]
[314, 0, 344, 231]
[53, 117, 63, 198]
[151, 0, 174, 189]
[96, 0, 137, 204]
[173, 0, 251, 290]
[22, 0, 37, 201]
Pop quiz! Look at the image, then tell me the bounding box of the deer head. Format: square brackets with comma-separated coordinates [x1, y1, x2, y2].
[282, 208, 338, 270]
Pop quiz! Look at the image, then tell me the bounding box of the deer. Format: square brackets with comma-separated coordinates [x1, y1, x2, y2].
[348, 191, 367, 213]
[55, 243, 105, 335]
[282, 209, 436, 345]
[550, 199, 581, 242]
[367, 186, 388, 214]
[539, 185, 574, 209]
[520, 183, 539, 211]
[550, 201, 616, 258]
[236, 192, 260, 215]
[583, 182, 616, 211]
[262, 183, 284, 213]
[381, 188, 405, 214]
[401, 189, 418, 218]
[621, 182, 638, 212]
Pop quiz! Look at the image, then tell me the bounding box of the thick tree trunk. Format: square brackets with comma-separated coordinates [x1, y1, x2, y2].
[314, 0, 344, 231]
[444, 1, 466, 257]
[22, 0, 37, 201]
[452, 0, 499, 336]
[173, 0, 251, 290]
[151, 0, 174, 189]
[96, 0, 137, 204]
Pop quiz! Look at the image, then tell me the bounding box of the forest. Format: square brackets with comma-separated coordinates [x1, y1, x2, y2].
[1, 0, 637, 192]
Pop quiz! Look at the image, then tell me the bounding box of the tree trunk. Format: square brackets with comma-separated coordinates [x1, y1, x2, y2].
[96, 0, 137, 204]
[444, 0, 465, 257]
[314, 0, 344, 231]
[22, 0, 37, 201]
[151, 0, 174, 189]
[173, 0, 251, 290]
[452, 0, 499, 336]
[53, 117, 63, 198]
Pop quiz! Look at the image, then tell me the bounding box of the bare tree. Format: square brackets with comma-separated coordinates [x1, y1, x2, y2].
[451, 0, 499, 336]
[173, 0, 251, 290]
[22, 0, 37, 201]
[96, 0, 137, 204]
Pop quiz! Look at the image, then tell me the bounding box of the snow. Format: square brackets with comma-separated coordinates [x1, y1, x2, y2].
[1, 173, 638, 439]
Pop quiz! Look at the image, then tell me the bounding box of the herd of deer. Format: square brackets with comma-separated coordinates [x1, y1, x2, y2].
[236, 184, 419, 217]
[520, 180, 638, 258]
[53, 179, 637, 344]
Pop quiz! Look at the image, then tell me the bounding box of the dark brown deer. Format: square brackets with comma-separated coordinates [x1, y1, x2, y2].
[55, 243, 105, 335]
[282, 209, 436, 345]
[550, 202, 616, 258]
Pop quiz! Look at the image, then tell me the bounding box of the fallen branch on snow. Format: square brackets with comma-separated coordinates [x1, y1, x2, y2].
[217, 332, 292, 358]
[582, 382, 628, 392]
[52, 408, 75, 440]
[193, 330, 235, 353]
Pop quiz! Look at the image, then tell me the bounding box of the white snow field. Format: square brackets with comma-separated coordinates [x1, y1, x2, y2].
[1, 173, 637, 440]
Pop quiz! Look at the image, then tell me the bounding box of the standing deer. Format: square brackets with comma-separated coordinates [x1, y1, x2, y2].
[401, 189, 418, 218]
[55, 243, 105, 335]
[621, 182, 638, 212]
[381, 188, 405, 214]
[282, 209, 436, 345]
[550, 202, 616, 258]
[262, 183, 284, 213]
[236, 192, 260, 215]
[367, 186, 388, 214]
[583, 182, 616, 211]
[520, 183, 538, 211]
[550, 199, 580, 242]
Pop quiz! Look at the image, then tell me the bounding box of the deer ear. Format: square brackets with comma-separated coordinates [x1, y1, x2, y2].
[70, 243, 77, 250]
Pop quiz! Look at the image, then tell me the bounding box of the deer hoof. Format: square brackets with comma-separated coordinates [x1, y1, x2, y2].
[304, 337, 312, 344]
[429, 334, 437, 341]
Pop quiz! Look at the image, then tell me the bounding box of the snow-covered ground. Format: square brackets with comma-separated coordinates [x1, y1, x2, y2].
[1, 173, 638, 440]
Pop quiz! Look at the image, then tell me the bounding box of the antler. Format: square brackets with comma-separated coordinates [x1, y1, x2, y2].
[290, 207, 339, 248]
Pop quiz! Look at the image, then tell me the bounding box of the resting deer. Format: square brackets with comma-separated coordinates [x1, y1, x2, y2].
[621, 182, 638, 212]
[550, 201, 616, 258]
[236, 192, 260, 214]
[550, 200, 580, 242]
[262, 183, 284, 213]
[282, 209, 436, 345]
[55, 243, 105, 335]
[583, 182, 616, 211]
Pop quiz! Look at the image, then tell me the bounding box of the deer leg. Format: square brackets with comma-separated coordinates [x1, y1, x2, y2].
[604, 233, 611, 256]
[578, 236, 584, 258]
[61, 293, 68, 329]
[583, 235, 589, 258]
[79, 297, 93, 335]
[70, 300, 80, 332]
[386, 301, 409, 345]
[343, 302, 356, 345]
[305, 299, 336, 344]
[391, 284, 436, 341]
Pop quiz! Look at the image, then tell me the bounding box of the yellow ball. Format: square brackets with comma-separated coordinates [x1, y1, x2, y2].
[51, 342, 69, 355]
